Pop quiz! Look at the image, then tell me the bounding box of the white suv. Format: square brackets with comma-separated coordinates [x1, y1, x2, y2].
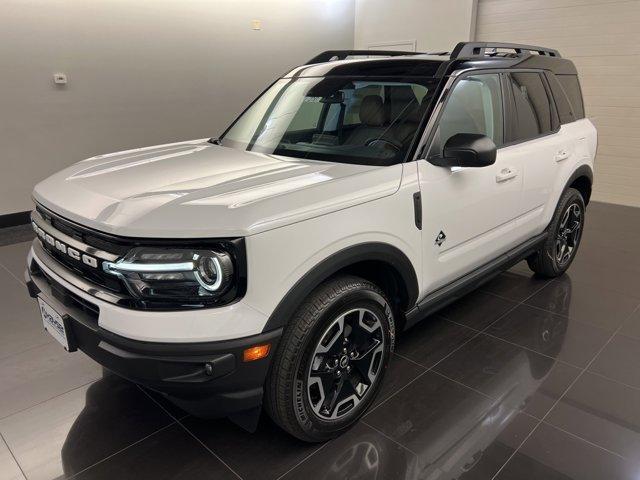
[25, 42, 596, 442]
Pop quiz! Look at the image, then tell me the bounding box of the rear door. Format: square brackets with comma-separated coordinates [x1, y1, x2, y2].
[502, 71, 573, 238]
[417, 72, 524, 292]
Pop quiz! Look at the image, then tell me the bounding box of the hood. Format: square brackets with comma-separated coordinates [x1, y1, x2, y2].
[33, 139, 403, 238]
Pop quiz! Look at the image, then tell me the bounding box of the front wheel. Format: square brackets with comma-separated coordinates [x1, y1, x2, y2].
[527, 187, 585, 277]
[265, 275, 394, 442]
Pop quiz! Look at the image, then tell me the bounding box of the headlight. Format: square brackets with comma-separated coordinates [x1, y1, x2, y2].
[103, 247, 235, 306]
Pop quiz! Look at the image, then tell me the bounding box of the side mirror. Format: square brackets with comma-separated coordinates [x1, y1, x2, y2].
[432, 133, 497, 168]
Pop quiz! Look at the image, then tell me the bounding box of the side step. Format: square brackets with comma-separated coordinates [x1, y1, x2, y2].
[404, 232, 547, 330]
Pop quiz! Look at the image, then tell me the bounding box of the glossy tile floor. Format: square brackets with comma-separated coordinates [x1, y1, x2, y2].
[1, 201, 640, 480]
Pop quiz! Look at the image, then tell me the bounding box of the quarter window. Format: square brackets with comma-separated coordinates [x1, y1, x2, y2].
[427, 73, 503, 159]
[507, 72, 555, 141]
[557, 74, 585, 119]
[546, 72, 575, 124]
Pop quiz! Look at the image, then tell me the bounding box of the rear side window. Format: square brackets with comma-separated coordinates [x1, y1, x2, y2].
[545, 72, 575, 124]
[506, 72, 556, 142]
[557, 74, 585, 119]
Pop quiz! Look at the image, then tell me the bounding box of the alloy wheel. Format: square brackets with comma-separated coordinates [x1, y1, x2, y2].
[306, 308, 385, 420]
[555, 203, 582, 267]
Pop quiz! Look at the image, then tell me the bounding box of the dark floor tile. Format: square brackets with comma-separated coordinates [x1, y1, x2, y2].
[486, 304, 610, 368]
[376, 354, 425, 407]
[481, 270, 551, 303]
[432, 334, 580, 419]
[364, 371, 539, 478]
[0, 241, 31, 284]
[519, 362, 580, 420]
[560, 260, 640, 298]
[138, 386, 189, 420]
[0, 227, 34, 249]
[74, 424, 237, 480]
[585, 202, 640, 231]
[438, 290, 518, 331]
[525, 275, 640, 332]
[0, 435, 25, 480]
[182, 415, 320, 480]
[0, 374, 174, 479]
[546, 371, 640, 460]
[396, 316, 477, 369]
[281, 422, 417, 480]
[0, 341, 102, 419]
[589, 334, 640, 389]
[575, 236, 640, 274]
[364, 371, 493, 454]
[619, 307, 640, 341]
[0, 274, 53, 360]
[508, 260, 533, 275]
[495, 423, 639, 480]
[458, 412, 539, 480]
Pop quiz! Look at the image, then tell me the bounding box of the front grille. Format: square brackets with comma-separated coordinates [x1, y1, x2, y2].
[41, 241, 124, 293]
[36, 205, 131, 255]
[30, 260, 100, 322]
[32, 203, 248, 310]
[35, 205, 127, 293]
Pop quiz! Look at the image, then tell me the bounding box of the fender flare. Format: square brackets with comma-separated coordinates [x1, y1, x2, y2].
[562, 164, 593, 203]
[261, 242, 419, 332]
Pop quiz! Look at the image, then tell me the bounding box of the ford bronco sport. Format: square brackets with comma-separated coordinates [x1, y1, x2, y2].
[25, 42, 596, 442]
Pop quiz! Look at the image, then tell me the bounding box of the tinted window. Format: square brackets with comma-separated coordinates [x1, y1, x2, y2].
[557, 74, 585, 119]
[221, 77, 436, 166]
[288, 99, 323, 131]
[508, 72, 554, 141]
[428, 73, 503, 159]
[546, 72, 575, 124]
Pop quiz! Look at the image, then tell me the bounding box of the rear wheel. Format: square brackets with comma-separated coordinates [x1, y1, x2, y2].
[265, 275, 394, 442]
[527, 188, 585, 277]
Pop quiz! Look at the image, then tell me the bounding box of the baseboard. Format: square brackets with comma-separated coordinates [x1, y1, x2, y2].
[0, 211, 31, 228]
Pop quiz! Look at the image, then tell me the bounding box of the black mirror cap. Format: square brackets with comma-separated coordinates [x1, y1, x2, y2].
[433, 133, 497, 168]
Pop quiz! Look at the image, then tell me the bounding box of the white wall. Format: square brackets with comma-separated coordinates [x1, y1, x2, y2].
[476, 0, 640, 208]
[0, 0, 355, 215]
[354, 0, 477, 52]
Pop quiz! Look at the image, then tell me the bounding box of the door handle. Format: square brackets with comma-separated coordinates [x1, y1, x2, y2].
[496, 167, 518, 183]
[555, 150, 570, 162]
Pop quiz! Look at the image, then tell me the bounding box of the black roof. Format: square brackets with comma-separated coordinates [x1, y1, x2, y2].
[285, 42, 578, 78]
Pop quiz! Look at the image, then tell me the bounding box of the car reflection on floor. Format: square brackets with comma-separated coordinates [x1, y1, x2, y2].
[58, 277, 572, 480]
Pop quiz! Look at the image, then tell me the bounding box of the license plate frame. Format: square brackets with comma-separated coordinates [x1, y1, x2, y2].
[38, 297, 77, 352]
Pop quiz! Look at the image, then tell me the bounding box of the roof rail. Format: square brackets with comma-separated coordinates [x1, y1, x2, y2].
[304, 50, 422, 65]
[450, 42, 561, 59]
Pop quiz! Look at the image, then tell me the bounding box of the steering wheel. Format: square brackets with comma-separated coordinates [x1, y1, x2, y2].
[365, 138, 403, 152]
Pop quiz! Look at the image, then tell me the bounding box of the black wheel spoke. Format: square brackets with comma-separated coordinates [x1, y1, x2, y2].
[554, 202, 583, 267]
[306, 307, 385, 419]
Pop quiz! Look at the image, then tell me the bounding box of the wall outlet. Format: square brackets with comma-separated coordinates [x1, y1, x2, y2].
[53, 73, 68, 85]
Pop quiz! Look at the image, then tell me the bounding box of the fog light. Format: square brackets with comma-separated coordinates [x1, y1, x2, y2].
[243, 344, 271, 362]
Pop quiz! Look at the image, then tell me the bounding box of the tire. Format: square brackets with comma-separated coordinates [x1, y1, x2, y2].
[527, 188, 585, 278]
[265, 275, 395, 442]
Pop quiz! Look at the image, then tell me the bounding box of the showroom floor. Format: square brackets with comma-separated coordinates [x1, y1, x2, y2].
[0, 201, 639, 480]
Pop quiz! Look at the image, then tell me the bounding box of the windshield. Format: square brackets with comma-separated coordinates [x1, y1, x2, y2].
[220, 76, 438, 166]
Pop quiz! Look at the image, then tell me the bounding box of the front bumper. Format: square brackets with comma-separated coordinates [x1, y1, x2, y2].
[25, 243, 282, 420]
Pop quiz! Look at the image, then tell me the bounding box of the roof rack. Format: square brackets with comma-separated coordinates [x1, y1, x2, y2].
[451, 42, 561, 59]
[304, 50, 423, 65]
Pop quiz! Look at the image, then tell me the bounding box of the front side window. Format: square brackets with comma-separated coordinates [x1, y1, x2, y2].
[507, 72, 555, 142]
[427, 73, 503, 159]
[220, 77, 437, 166]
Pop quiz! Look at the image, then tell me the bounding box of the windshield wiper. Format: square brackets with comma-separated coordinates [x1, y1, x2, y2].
[208, 138, 222, 145]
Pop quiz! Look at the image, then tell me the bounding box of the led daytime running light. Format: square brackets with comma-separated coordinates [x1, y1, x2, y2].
[103, 261, 195, 273]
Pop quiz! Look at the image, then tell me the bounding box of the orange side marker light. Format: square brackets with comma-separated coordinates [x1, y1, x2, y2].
[243, 344, 271, 362]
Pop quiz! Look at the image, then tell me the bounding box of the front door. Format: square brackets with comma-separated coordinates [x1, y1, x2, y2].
[417, 73, 523, 293]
